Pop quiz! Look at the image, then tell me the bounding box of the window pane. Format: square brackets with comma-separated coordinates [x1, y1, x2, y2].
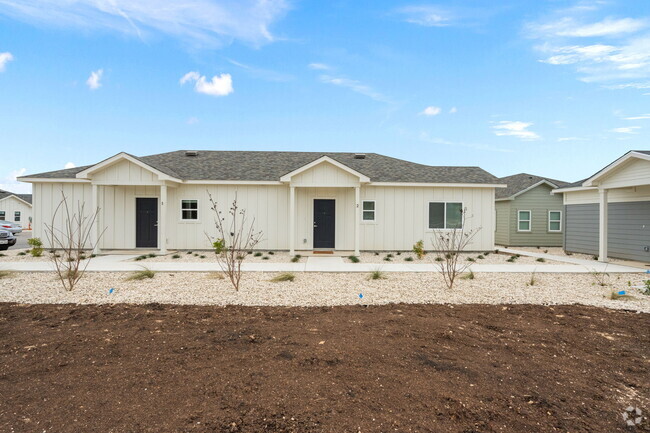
[363, 201, 375, 211]
[14, 211, 20, 221]
[429, 203, 444, 229]
[519, 221, 530, 231]
[549, 221, 561, 231]
[182, 200, 198, 210]
[549, 211, 561, 221]
[363, 211, 375, 221]
[519, 211, 530, 221]
[182, 210, 198, 220]
[0, 212, 4, 219]
[446, 203, 463, 229]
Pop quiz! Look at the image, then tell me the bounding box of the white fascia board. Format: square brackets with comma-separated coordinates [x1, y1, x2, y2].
[280, 156, 370, 183]
[367, 182, 507, 188]
[551, 186, 597, 194]
[583, 151, 650, 187]
[75, 152, 181, 182]
[505, 179, 559, 200]
[18, 177, 90, 183]
[183, 180, 284, 185]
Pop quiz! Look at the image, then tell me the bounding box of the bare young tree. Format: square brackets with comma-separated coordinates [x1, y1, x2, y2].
[430, 207, 481, 290]
[206, 192, 263, 291]
[44, 192, 105, 291]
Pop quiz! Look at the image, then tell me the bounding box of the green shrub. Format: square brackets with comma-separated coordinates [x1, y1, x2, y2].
[212, 239, 225, 254]
[90, 254, 96, 258]
[435, 256, 443, 262]
[254, 252, 263, 257]
[271, 272, 295, 282]
[412, 240, 425, 259]
[396, 252, 401, 255]
[268, 251, 275, 255]
[536, 258, 546, 263]
[404, 256, 413, 262]
[17, 251, 27, 256]
[127, 268, 156, 281]
[194, 253, 199, 257]
[172, 254, 181, 259]
[374, 252, 379, 256]
[642, 280, 650, 296]
[200, 255, 206, 259]
[187, 251, 193, 255]
[386, 253, 393, 258]
[543, 250, 548, 254]
[461, 270, 475, 280]
[27, 238, 43, 257]
[592, 255, 598, 261]
[466, 257, 475, 262]
[291, 254, 302, 263]
[135, 255, 147, 261]
[506, 257, 515, 263]
[348, 255, 359, 263]
[383, 256, 392, 261]
[0, 253, 5, 257]
[369, 270, 385, 280]
[477, 255, 485, 260]
[262, 256, 269, 260]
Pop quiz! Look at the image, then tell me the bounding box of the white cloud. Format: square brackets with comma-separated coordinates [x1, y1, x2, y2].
[449, 107, 457, 114]
[319, 75, 388, 103]
[530, 17, 648, 38]
[557, 136, 587, 142]
[180, 71, 233, 97]
[0, 0, 290, 48]
[64, 162, 76, 169]
[227, 59, 293, 82]
[308, 63, 330, 70]
[0, 52, 13, 72]
[395, 5, 453, 27]
[420, 106, 441, 116]
[624, 114, 650, 120]
[609, 126, 640, 134]
[492, 121, 541, 140]
[86, 69, 103, 90]
[0, 168, 31, 194]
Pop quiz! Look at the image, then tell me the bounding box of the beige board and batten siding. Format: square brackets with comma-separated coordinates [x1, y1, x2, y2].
[506, 183, 564, 247]
[290, 161, 360, 187]
[597, 157, 650, 189]
[0, 196, 32, 227]
[359, 186, 495, 251]
[91, 159, 164, 185]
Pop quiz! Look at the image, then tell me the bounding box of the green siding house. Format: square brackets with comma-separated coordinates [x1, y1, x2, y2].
[495, 174, 569, 247]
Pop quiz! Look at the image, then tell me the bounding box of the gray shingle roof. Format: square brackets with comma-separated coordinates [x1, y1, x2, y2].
[495, 173, 569, 199]
[21, 151, 500, 184]
[0, 191, 32, 204]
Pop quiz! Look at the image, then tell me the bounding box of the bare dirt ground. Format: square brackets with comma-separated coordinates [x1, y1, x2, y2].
[1, 303, 648, 433]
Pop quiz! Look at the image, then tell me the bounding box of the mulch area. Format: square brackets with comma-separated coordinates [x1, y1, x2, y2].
[1, 302, 648, 433]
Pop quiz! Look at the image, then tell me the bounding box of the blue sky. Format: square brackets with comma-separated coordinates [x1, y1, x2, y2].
[0, 0, 649, 193]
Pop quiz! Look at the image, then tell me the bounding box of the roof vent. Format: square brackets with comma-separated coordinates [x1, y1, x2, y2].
[185, 151, 199, 157]
[354, 153, 366, 159]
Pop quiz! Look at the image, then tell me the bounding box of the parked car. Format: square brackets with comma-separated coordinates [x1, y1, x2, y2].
[0, 229, 16, 250]
[0, 221, 22, 235]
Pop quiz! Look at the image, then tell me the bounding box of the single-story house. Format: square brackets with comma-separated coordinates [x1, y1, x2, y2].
[19, 151, 505, 255]
[495, 173, 569, 247]
[0, 189, 32, 228]
[553, 150, 650, 263]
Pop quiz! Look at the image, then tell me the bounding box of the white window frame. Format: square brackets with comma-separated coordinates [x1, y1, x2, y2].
[14, 211, 20, 222]
[548, 210, 562, 233]
[180, 199, 199, 222]
[517, 210, 531, 232]
[427, 201, 464, 230]
[361, 200, 376, 223]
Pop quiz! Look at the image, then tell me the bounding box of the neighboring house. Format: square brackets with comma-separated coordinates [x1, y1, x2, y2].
[19, 151, 505, 254]
[553, 150, 650, 263]
[0, 189, 32, 228]
[494, 174, 569, 247]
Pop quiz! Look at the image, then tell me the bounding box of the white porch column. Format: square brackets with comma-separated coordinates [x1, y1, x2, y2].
[91, 184, 101, 255]
[354, 186, 360, 256]
[160, 184, 168, 255]
[598, 188, 608, 262]
[289, 186, 295, 256]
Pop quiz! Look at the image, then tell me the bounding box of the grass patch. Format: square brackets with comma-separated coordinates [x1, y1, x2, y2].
[528, 271, 537, 286]
[0, 270, 14, 279]
[461, 270, 475, 280]
[127, 268, 156, 281]
[404, 256, 413, 262]
[348, 255, 360, 263]
[207, 272, 225, 280]
[607, 290, 634, 301]
[369, 269, 386, 280]
[271, 272, 295, 282]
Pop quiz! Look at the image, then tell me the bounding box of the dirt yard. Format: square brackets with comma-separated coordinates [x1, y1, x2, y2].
[1, 303, 648, 433]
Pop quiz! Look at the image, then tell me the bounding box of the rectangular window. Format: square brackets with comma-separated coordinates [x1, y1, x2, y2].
[518, 210, 531, 232]
[548, 210, 562, 232]
[362, 200, 375, 221]
[181, 200, 198, 220]
[428, 202, 463, 229]
[14, 211, 20, 222]
[0, 211, 4, 220]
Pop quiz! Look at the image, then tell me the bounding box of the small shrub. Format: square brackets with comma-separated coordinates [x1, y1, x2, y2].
[348, 255, 360, 263]
[0, 253, 4, 257]
[135, 255, 147, 261]
[565, 251, 573, 256]
[369, 270, 385, 280]
[477, 255, 485, 260]
[396, 252, 401, 256]
[412, 240, 425, 259]
[536, 246, 541, 249]
[247, 251, 253, 255]
[466, 257, 475, 262]
[642, 280, 650, 296]
[291, 254, 302, 263]
[506, 257, 515, 263]
[386, 253, 393, 258]
[194, 253, 199, 257]
[200, 255, 206, 259]
[536, 258, 546, 263]
[187, 251, 193, 255]
[592, 255, 598, 261]
[127, 268, 156, 281]
[374, 252, 379, 256]
[515, 254, 521, 258]
[590, 268, 610, 287]
[383, 256, 392, 261]
[28, 238, 43, 257]
[404, 256, 413, 262]
[268, 251, 275, 255]
[494, 249, 500, 254]
[254, 252, 263, 257]
[271, 272, 295, 282]
[435, 256, 444, 262]
[17, 251, 27, 256]
[79, 254, 86, 260]
[172, 254, 181, 259]
[543, 249, 548, 254]
[484, 252, 490, 256]
[461, 270, 475, 280]
[90, 254, 96, 258]
[262, 256, 269, 260]
[148, 253, 156, 258]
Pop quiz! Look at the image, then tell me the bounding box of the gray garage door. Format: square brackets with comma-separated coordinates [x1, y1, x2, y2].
[565, 201, 650, 263]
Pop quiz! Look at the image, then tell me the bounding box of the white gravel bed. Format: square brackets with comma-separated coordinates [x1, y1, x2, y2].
[349, 251, 559, 265]
[140, 250, 296, 263]
[1, 271, 648, 312]
[510, 247, 596, 261]
[0, 248, 57, 262]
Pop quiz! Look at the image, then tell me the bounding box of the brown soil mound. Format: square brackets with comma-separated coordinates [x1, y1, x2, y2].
[1, 303, 648, 432]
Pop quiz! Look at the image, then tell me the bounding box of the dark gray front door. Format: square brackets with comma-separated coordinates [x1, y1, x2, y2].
[313, 199, 335, 249]
[136, 198, 158, 248]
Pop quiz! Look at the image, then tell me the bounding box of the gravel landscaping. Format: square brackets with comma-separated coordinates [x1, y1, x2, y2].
[1, 271, 648, 312]
[348, 250, 565, 265]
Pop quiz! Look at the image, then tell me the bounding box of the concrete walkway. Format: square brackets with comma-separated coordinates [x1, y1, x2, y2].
[0, 253, 645, 273]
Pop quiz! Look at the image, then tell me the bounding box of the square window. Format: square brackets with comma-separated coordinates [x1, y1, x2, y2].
[362, 201, 375, 221]
[181, 200, 198, 220]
